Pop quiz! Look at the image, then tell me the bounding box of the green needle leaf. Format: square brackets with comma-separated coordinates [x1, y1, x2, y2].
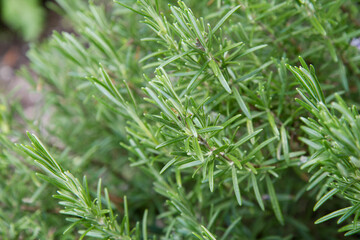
[315, 207, 352, 224]
[193, 137, 204, 162]
[233, 87, 251, 119]
[160, 158, 177, 174]
[314, 188, 339, 211]
[201, 225, 216, 240]
[209, 59, 232, 94]
[209, 160, 214, 192]
[198, 126, 224, 134]
[266, 175, 284, 225]
[156, 135, 188, 149]
[232, 165, 242, 206]
[251, 173, 264, 211]
[212, 5, 241, 34]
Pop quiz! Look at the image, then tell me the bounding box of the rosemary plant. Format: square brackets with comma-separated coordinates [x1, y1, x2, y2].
[2, 0, 360, 239]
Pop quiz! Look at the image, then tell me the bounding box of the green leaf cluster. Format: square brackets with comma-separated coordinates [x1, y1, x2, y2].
[288, 58, 360, 236]
[1, 0, 360, 239]
[1, 0, 45, 40]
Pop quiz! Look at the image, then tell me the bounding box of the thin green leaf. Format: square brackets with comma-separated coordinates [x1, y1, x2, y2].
[186, 118, 198, 137]
[314, 188, 339, 211]
[97, 178, 102, 211]
[209, 160, 214, 192]
[220, 216, 242, 240]
[281, 126, 289, 162]
[338, 202, 360, 224]
[233, 129, 263, 149]
[198, 126, 224, 134]
[193, 137, 204, 162]
[266, 175, 284, 225]
[245, 136, 277, 160]
[212, 5, 241, 34]
[251, 173, 264, 210]
[184, 60, 210, 95]
[156, 135, 188, 149]
[114, 1, 149, 17]
[201, 225, 216, 240]
[221, 114, 242, 128]
[232, 165, 242, 206]
[315, 207, 352, 224]
[160, 158, 177, 174]
[233, 87, 251, 119]
[238, 44, 267, 58]
[209, 59, 232, 94]
[158, 50, 192, 68]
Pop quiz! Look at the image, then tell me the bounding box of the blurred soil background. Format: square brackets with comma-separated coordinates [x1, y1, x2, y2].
[0, 0, 68, 119]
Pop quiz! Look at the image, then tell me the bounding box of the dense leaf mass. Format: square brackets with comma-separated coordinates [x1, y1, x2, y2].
[1, 0, 360, 239]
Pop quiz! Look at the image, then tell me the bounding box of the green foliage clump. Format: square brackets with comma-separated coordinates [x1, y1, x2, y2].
[1, 0, 360, 239]
[1, 0, 45, 40]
